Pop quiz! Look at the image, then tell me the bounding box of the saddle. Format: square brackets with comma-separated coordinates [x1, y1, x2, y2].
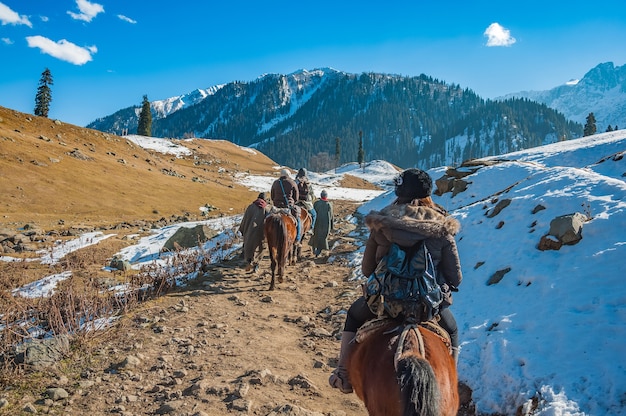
[270, 206, 301, 241]
[355, 316, 452, 355]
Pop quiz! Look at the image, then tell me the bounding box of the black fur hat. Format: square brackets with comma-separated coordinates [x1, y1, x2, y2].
[394, 168, 432, 200]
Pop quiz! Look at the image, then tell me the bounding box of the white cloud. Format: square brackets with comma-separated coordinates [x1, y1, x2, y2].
[26, 35, 96, 65]
[67, 0, 104, 23]
[2, 37, 13, 45]
[117, 14, 136, 24]
[40, 15, 49, 22]
[0, 2, 32, 27]
[484, 22, 516, 47]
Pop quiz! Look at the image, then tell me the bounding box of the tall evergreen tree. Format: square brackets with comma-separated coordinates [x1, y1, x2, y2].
[34, 68, 53, 118]
[137, 95, 152, 136]
[335, 137, 341, 170]
[357, 130, 364, 167]
[583, 112, 597, 137]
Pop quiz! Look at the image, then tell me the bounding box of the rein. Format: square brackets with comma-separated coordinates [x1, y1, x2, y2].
[393, 324, 424, 371]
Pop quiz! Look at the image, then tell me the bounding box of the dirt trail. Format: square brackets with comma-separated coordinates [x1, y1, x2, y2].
[8, 201, 372, 415]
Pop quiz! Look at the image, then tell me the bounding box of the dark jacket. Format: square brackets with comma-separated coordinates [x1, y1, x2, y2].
[270, 176, 299, 208]
[239, 198, 271, 262]
[296, 176, 313, 201]
[362, 202, 462, 306]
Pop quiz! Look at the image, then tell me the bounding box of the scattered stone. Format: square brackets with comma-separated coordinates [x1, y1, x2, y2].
[487, 267, 512, 286]
[119, 355, 141, 368]
[45, 387, 69, 401]
[267, 403, 325, 416]
[228, 398, 252, 412]
[486, 198, 511, 218]
[531, 204, 546, 214]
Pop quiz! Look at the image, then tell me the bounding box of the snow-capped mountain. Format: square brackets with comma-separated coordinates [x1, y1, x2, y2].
[500, 62, 626, 131]
[149, 85, 225, 119]
[87, 68, 580, 170]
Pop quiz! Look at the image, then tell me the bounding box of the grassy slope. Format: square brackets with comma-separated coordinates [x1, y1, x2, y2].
[0, 106, 279, 231]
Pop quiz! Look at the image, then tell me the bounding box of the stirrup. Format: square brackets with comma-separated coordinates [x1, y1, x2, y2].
[329, 367, 353, 394]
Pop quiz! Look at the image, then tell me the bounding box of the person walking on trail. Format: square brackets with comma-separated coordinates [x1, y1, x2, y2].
[270, 168, 302, 241]
[296, 168, 316, 229]
[310, 189, 334, 257]
[328, 168, 463, 394]
[239, 192, 271, 272]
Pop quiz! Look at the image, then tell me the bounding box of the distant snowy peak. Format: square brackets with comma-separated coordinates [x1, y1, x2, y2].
[500, 62, 626, 130]
[149, 68, 344, 121]
[150, 85, 225, 119]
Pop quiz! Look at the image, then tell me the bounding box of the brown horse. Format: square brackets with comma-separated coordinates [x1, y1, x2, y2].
[348, 319, 459, 416]
[264, 207, 312, 290]
[264, 211, 297, 290]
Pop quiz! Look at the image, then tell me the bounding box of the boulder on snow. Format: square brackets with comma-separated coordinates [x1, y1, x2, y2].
[548, 212, 586, 245]
[163, 224, 217, 252]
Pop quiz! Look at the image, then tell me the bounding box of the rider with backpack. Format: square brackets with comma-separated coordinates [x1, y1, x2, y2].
[296, 168, 316, 229]
[270, 168, 302, 241]
[328, 168, 463, 394]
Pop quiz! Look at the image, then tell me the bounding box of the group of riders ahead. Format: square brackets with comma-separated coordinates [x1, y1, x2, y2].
[239, 166, 463, 396]
[239, 167, 334, 271]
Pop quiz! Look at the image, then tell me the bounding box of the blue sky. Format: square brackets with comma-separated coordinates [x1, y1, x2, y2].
[1, 0, 625, 127]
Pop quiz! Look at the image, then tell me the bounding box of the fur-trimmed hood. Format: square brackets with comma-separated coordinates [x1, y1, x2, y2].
[365, 203, 460, 240]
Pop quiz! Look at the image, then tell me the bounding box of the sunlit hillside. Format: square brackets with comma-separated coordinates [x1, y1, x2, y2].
[0, 106, 279, 231]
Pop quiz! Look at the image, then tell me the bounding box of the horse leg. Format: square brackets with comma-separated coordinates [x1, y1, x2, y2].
[269, 251, 276, 290]
[278, 254, 286, 283]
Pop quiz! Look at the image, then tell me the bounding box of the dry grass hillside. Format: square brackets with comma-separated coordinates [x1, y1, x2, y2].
[0, 105, 279, 231]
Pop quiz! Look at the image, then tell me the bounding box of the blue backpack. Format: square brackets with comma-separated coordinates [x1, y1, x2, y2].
[364, 241, 442, 322]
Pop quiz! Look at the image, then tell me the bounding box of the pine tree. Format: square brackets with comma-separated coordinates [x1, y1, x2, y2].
[334, 137, 341, 171]
[137, 95, 152, 136]
[606, 125, 613, 132]
[34, 68, 53, 118]
[583, 112, 597, 137]
[357, 130, 364, 168]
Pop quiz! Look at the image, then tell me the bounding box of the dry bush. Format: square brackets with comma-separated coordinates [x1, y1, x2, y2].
[0, 226, 238, 378]
[0, 261, 54, 291]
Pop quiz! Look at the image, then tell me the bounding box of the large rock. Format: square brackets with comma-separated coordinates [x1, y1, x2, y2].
[548, 212, 586, 245]
[109, 256, 132, 271]
[163, 224, 217, 251]
[21, 335, 70, 369]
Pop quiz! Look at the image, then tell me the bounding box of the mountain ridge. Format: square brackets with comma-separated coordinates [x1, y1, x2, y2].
[500, 61, 626, 131]
[87, 69, 581, 171]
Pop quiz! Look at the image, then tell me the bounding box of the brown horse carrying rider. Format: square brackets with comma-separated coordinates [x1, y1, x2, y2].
[270, 168, 302, 242]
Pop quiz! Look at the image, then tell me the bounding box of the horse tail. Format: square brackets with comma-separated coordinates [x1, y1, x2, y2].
[397, 356, 440, 416]
[278, 216, 289, 257]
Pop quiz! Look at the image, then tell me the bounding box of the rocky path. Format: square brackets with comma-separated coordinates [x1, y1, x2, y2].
[9, 201, 371, 416]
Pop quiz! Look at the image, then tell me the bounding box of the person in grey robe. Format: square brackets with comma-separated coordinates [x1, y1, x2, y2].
[239, 192, 271, 271]
[309, 189, 334, 257]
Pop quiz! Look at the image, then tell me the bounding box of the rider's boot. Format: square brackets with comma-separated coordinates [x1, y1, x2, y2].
[296, 216, 301, 242]
[329, 331, 356, 394]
